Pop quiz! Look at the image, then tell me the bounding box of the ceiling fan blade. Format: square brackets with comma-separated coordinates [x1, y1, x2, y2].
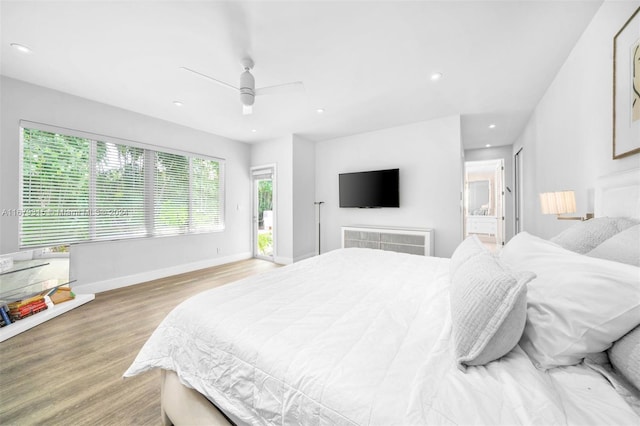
[255, 81, 305, 96]
[180, 67, 238, 92]
[242, 104, 253, 115]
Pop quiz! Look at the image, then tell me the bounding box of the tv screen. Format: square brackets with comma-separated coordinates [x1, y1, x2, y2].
[339, 168, 399, 208]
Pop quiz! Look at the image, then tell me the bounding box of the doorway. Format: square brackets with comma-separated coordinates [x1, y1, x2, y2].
[251, 166, 275, 261]
[464, 159, 505, 250]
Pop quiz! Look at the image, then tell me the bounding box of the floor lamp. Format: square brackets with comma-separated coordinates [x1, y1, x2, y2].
[314, 201, 324, 254]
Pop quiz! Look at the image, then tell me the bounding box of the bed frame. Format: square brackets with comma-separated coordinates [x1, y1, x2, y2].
[159, 167, 640, 426]
[160, 369, 233, 426]
[594, 167, 640, 220]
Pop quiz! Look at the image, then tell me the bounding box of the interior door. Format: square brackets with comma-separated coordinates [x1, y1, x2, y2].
[514, 148, 523, 234]
[252, 166, 275, 261]
[494, 159, 505, 247]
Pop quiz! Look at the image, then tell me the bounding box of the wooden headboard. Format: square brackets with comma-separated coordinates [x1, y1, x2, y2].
[594, 168, 640, 220]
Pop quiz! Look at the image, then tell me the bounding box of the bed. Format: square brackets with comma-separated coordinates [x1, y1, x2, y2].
[124, 168, 640, 425]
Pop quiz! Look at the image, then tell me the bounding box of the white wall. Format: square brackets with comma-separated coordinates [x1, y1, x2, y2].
[514, 1, 640, 239]
[292, 134, 317, 261]
[250, 136, 294, 264]
[464, 145, 515, 243]
[315, 116, 463, 258]
[0, 77, 252, 291]
[250, 135, 317, 264]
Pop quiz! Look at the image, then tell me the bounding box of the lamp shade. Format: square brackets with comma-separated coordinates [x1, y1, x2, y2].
[539, 191, 576, 215]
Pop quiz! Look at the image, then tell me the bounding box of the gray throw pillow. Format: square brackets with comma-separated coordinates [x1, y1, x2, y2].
[609, 325, 640, 392]
[449, 236, 535, 371]
[550, 217, 638, 254]
[587, 225, 640, 266]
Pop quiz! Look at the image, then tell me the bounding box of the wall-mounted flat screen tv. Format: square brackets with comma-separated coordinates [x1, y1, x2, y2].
[339, 168, 399, 208]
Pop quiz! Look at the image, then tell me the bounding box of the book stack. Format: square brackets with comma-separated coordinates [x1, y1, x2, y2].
[0, 286, 77, 328]
[7, 295, 48, 321]
[47, 286, 75, 304]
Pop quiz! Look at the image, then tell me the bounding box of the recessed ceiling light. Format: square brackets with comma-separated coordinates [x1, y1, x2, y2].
[173, 100, 183, 107]
[430, 72, 443, 81]
[10, 43, 32, 54]
[485, 144, 492, 148]
[488, 124, 496, 129]
[251, 129, 257, 133]
[316, 108, 325, 114]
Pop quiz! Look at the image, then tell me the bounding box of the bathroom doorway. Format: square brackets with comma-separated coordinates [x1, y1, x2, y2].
[464, 159, 505, 250]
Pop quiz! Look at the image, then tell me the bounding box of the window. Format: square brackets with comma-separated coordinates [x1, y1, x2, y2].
[190, 157, 224, 232]
[21, 129, 91, 247]
[95, 141, 146, 239]
[19, 124, 225, 249]
[154, 151, 190, 235]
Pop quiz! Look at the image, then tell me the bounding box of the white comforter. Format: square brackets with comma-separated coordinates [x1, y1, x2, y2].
[124, 248, 638, 425]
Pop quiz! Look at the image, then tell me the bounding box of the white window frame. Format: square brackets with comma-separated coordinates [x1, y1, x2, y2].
[18, 120, 225, 248]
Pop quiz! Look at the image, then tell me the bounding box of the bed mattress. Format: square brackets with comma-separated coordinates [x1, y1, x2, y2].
[124, 248, 638, 425]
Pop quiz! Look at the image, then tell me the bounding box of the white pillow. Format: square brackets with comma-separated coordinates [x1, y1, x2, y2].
[499, 232, 640, 370]
[550, 217, 637, 254]
[450, 236, 535, 371]
[587, 224, 640, 266]
[449, 233, 485, 276]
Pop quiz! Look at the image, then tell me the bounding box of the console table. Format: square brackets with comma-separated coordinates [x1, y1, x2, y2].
[341, 226, 434, 256]
[0, 250, 94, 342]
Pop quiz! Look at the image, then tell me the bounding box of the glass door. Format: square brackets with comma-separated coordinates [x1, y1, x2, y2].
[252, 166, 275, 261]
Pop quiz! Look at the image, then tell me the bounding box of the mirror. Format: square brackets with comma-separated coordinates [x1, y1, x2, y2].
[468, 180, 490, 215]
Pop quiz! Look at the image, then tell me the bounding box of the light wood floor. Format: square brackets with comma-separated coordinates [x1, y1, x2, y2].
[0, 258, 279, 426]
[469, 233, 499, 252]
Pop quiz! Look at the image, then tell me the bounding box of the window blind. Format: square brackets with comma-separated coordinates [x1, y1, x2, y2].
[191, 157, 224, 232]
[19, 125, 225, 248]
[154, 151, 189, 235]
[94, 141, 146, 239]
[21, 128, 91, 247]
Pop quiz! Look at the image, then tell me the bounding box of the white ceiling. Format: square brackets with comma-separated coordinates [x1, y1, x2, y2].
[1, 1, 602, 149]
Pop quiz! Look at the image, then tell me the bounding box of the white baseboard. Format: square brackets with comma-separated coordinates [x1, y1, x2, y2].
[274, 256, 293, 265]
[274, 252, 317, 265]
[73, 252, 252, 294]
[294, 252, 317, 263]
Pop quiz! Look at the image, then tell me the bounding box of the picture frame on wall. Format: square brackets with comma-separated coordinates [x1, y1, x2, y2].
[613, 7, 640, 159]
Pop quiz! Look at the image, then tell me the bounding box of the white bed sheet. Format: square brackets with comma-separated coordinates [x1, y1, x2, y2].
[124, 248, 638, 425]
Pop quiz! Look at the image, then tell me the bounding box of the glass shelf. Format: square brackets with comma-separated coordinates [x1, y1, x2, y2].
[0, 252, 73, 304]
[0, 247, 94, 342]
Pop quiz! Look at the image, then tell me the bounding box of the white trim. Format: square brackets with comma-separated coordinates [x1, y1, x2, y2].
[251, 164, 277, 261]
[19, 120, 225, 162]
[293, 252, 316, 263]
[274, 256, 293, 265]
[18, 124, 226, 249]
[72, 251, 252, 294]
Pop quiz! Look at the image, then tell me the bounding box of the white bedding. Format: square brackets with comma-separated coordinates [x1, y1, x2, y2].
[124, 248, 639, 425]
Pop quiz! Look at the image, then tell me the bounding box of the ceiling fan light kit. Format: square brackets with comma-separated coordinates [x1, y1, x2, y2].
[239, 60, 256, 114]
[181, 56, 303, 115]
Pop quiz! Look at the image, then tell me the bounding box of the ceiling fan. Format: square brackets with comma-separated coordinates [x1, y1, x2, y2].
[181, 58, 304, 115]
